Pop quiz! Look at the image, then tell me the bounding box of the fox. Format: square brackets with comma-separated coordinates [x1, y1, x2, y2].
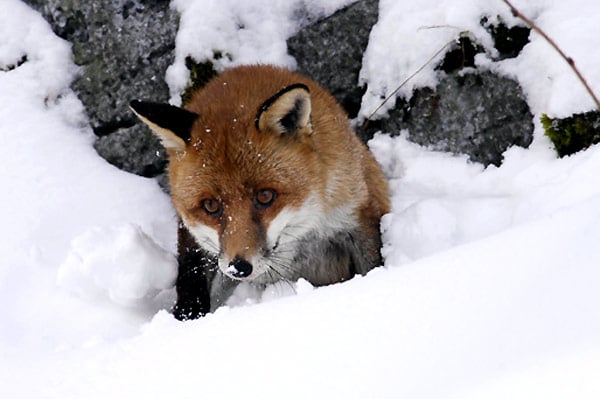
[130, 65, 390, 320]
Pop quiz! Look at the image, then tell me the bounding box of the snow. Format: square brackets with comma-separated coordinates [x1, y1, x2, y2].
[360, 0, 600, 119]
[57, 224, 177, 307]
[1, 0, 600, 397]
[0, 0, 177, 352]
[166, 0, 356, 104]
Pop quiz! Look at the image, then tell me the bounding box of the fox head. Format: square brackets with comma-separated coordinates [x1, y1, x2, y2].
[130, 66, 361, 284]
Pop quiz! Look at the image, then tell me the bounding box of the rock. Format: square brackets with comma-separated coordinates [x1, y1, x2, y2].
[362, 70, 534, 166]
[288, 0, 379, 118]
[359, 27, 534, 167]
[26, 0, 535, 173]
[541, 111, 600, 157]
[483, 18, 531, 61]
[94, 123, 167, 177]
[289, 2, 533, 166]
[23, 0, 177, 177]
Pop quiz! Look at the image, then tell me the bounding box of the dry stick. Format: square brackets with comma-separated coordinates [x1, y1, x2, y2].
[364, 39, 455, 125]
[501, 0, 600, 110]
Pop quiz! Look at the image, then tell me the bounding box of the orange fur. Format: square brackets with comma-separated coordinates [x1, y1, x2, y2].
[170, 66, 389, 250]
[132, 65, 390, 317]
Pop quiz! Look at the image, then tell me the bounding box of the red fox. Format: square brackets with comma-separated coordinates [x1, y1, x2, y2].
[130, 65, 390, 320]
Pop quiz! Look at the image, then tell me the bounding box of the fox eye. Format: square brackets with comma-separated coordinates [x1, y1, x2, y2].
[254, 189, 277, 208]
[201, 198, 222, 217]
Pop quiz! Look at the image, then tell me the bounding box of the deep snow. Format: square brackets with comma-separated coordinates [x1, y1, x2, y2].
[1, 0, 600, 397]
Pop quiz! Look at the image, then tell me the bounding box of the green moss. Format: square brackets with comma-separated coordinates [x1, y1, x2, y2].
[542, 111, 600, 157]
[181, 56, 218, 106]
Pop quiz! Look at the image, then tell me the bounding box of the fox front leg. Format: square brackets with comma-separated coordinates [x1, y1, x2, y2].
[172, 223, 216, 320]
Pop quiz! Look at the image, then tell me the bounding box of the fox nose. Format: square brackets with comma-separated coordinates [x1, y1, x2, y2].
[227, 257, 253, 278]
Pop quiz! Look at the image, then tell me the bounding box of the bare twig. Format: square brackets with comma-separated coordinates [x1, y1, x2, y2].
[501, 0, 600, 110]
[364, 39, 455, 123]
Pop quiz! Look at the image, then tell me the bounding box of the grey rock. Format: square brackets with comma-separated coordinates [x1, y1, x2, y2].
[361, 70, 534, 166]
[23, 0, 177, 177]
[25, 0, 534, 174]
[288, 0, 378, 118]
[94, 123, 167, 177]
[289, 2, 534, 166]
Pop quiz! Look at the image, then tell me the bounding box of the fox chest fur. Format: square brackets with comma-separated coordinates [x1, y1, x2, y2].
[131, 65, 389, 320]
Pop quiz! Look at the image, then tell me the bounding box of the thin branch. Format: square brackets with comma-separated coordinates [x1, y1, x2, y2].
[501, 0, 600, 111]
[364, 39, 455, 123]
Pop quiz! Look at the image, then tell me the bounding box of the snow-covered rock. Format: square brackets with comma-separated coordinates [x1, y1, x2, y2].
[1, 0, 600, 398]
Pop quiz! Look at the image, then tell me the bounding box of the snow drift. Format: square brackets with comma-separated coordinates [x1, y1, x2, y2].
[1, 0, 600, 398]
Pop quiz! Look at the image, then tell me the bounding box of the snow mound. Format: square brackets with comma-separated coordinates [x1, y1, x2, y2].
[371, 132, 600, 265]
[167, 0, 355, 103]
[57, 224, 177, 307]
[3, 0, 600, 397]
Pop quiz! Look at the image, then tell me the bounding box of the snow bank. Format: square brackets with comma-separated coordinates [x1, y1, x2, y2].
[370, 132, 600, 264]
[0, 0, 177, 351]
[57, 224, 177, 307]
[8, 170, 600, 397]
[1, 0, 600, 398]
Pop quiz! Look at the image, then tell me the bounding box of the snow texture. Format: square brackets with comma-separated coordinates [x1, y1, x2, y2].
[166, 0, 356, 104]
[57, 224, 177, 307]
[1, 0, 600, 398]
[360, 0, 600, 120]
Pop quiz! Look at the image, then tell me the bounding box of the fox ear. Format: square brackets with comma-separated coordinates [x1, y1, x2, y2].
[129, 100, 199, 151]
[256, 84, 312, 136]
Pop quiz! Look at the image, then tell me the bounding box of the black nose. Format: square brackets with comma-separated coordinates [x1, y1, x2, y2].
[228, 257, 253, 278]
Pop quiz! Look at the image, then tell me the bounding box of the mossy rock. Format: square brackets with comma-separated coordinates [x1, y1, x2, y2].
[542, 111, 600, 157]
[181, 56, 218, 106]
